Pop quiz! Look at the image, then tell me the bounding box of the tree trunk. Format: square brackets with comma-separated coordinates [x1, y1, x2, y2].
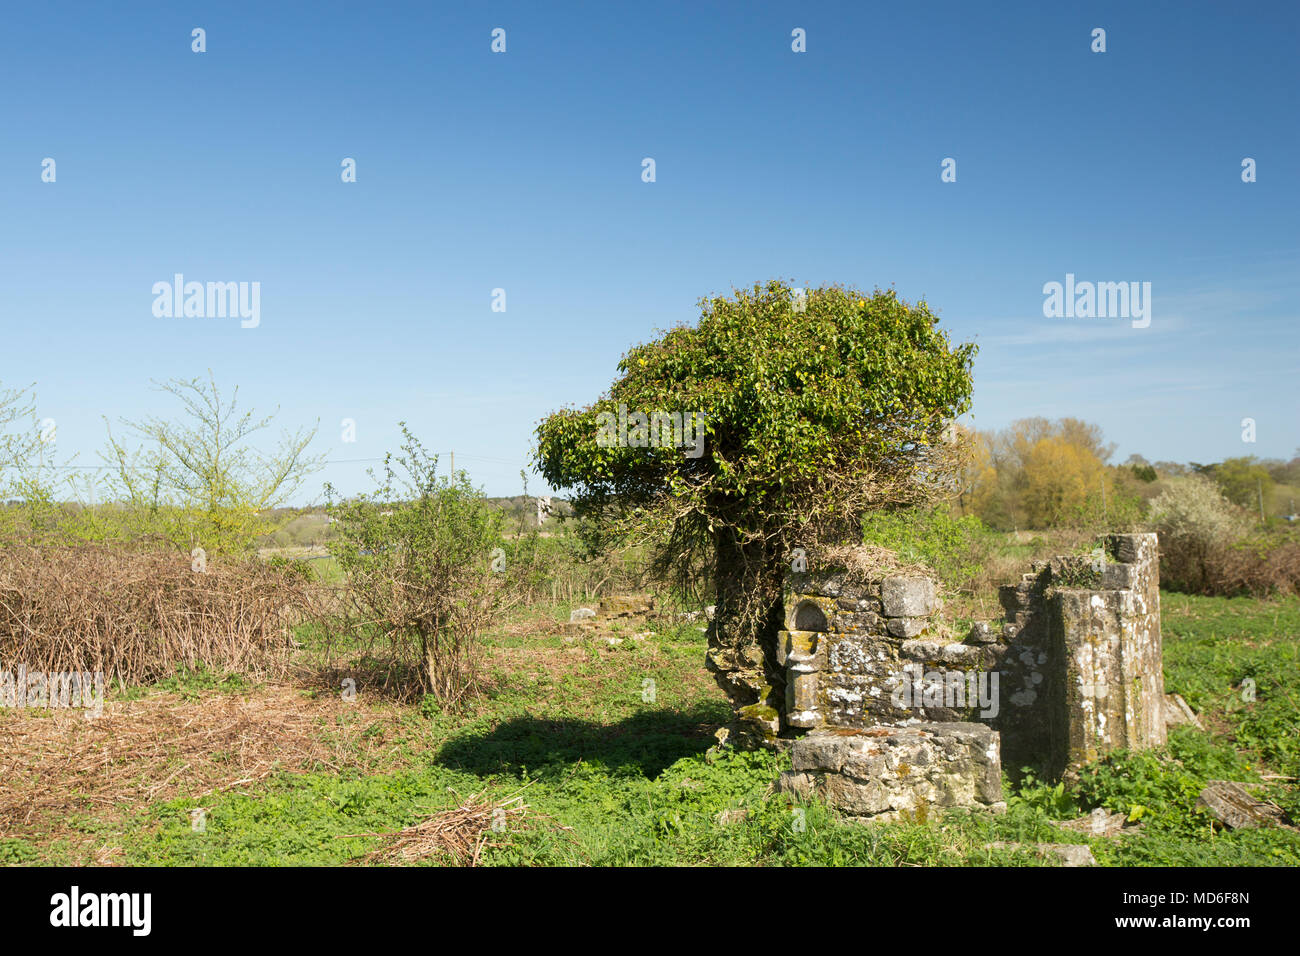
[705, 529, 787, 746]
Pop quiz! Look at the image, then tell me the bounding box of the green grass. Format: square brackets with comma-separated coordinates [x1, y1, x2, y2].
[116, 665, 252, 702]
[13, 592, 1300, 866]
[307, 555, 344, 585]
[1160, 592, 1300, 820]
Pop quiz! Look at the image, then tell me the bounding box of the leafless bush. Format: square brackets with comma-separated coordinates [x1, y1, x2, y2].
[0, 543, 312, 687]
[1161, 532, 1300, 597]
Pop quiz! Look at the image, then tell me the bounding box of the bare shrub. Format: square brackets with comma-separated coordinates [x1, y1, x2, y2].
[1205, 532, 1300, 597]
[0, 543, 311, 687]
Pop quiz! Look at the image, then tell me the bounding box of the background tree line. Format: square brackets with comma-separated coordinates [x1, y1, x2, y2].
[939, 416, 1300, 598]
[958, 416, 1299, 531]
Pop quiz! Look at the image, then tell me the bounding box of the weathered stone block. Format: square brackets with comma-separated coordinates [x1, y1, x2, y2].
[887, 617, 929, 638]
[1196, 780, 1291, 830]
[1109, 533, 1156, 565]
[791, 734, 846, 773]
[1098, 562, 1133, 589]
[824, 772, 889, 816]
[835, 610, 882, 632]
[1051, 535, 1165, 773]
[986, 842, 1097, 867]
[900, 639, 975, 665]
[786, 668, 820, 727]
[999, 584, 1034, 611]
[1163, 693, 1202, 730]
[600, 594, 653, 617]
[785, 596, 837, 633]
[774, 770, 813, 799]
[881, 576, 936, 617]
[776, 629, 823, 668]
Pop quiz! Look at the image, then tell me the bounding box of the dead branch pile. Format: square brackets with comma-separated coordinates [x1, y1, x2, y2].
[0, 543, 314, 686]
[812, 543, 937, 589]
[351, 791, 530, 866]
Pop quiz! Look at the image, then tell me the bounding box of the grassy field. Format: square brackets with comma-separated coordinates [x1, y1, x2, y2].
[1, 591, 1297, 866]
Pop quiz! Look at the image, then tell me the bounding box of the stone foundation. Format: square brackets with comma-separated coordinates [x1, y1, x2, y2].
[775, 722, 1005, 822]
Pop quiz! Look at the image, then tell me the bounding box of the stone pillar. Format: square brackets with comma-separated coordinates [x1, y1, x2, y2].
[1050, 533, 1165, 774]
[778, 628, 824, 728]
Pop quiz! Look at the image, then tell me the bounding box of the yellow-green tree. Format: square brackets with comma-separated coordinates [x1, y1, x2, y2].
[1206, 456, 1273, 516]
[95, 372, 324, 554]
[965, 417, 1117, 530]
[1020, 434, 1105, 527]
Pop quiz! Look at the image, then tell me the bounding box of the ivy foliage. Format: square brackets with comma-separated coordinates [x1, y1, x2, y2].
[534, 280, 977, 569]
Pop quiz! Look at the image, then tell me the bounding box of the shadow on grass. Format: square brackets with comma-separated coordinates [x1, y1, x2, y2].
[437, 702, 728, 780]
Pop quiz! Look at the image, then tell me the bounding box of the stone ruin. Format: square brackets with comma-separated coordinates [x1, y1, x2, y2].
[734, 533, 1168, 821]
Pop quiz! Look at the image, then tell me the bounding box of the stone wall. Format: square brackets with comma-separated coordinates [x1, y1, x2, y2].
[768, 533, 1166, 817]
[778, 571, 999, 731]
[976, 533, 1166, 775]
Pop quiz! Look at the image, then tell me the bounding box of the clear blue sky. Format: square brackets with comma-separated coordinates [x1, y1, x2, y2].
[2, 0, 1296, 500]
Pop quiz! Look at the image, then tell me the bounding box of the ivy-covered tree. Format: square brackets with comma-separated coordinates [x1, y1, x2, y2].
[534, 280, 976, 742]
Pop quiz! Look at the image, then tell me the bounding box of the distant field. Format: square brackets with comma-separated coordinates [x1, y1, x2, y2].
[256, 497, 573, 552]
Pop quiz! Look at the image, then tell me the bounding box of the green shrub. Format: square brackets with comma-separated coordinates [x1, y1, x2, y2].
[1073, 745, 1210, 835]
[860, 505, 996, 586]
[325, 424, 506, 705]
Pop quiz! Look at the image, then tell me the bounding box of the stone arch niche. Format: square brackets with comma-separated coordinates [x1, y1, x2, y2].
[793, 599, 828, 632]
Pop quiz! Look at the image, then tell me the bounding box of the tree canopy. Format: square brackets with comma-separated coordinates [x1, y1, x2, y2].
[536, 281, 975, 540]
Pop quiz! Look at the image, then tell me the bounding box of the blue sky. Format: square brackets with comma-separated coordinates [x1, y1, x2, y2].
[2, 0, 1296, 500]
